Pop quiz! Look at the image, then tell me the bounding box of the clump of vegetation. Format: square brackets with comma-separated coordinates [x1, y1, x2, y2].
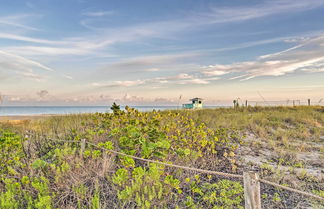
[0, 106, 244, 208]
[0, 105, 323, 208]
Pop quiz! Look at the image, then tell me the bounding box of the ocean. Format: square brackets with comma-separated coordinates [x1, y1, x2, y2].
[0, 106, 181, 116]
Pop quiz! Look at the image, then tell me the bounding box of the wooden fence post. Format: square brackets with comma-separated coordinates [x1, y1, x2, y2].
[308, 99, 311, 106]
[245, 100, 248, 107]
[101, 152, 109, 177]
[23, 139, 30, 158]
[243, 172, 261, 209]
[80, 138, 86, 157]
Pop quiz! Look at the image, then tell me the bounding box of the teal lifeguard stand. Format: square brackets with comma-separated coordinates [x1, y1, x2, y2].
[182, 98, 203, 109]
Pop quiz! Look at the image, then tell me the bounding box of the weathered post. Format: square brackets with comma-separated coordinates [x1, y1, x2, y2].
[243, 172, 261, 209]
[80, 138, 86, 157]
[23, 139, 30, 158]
[293, 100, 295, 106]
[101, 152, 109, 177]
[245, 100, 248, 107]
[308, 99, 311, 106]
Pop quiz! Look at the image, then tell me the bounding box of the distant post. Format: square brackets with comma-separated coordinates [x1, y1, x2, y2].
[243, 172, 261, 209]
[245, 100, 248, 107]
[308, 99, 311, 106]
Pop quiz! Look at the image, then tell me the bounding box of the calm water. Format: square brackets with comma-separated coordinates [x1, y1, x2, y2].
[0, 106, 181, 116]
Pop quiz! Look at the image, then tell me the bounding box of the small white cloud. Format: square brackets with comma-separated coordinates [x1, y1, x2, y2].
[145, 68, 160, 72]
[61, 73, 73, 80]
[18, 71, 44, 82]
[178, 79, 209, 85]
[8, 96, 22, 102]
[200, 65, 230, 76]
[202, 70, 228, 76]
[92, 80, 146, 88]
[115, 80, 145, 87]
[158, 80, 168, 84]
[175, 73, 193, 79]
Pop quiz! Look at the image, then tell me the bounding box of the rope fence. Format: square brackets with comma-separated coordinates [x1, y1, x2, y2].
[259, 179, 324, 202]
[86, 141, 243, 179]
[52, 138, 324, 208]
[231, 98, 324, 108]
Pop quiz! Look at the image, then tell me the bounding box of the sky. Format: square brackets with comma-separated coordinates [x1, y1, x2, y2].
[0, 0, 324, 106]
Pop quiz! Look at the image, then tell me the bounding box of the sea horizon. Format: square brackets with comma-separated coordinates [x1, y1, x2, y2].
[0, 105, 227, 116]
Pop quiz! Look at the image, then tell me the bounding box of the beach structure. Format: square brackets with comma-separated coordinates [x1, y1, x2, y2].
[182, 98, 203, 109]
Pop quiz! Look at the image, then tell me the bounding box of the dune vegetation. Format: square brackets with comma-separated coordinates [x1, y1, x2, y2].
[0, 105, 323, 209]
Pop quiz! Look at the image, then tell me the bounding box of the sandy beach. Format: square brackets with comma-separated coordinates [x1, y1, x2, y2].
[0, 114, 55, 121]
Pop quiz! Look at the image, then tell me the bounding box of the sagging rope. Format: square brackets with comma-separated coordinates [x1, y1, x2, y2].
[52, 139, 324, 202]
[259, 179, 324, 202]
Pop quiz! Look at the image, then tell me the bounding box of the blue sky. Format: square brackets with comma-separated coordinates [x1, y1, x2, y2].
[0, 0, 324, 105]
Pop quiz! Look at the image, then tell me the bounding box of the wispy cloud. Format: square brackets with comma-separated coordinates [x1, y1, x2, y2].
[4, 46, 90, 56]
[201, 35, 324, 80]
[145, 68, 160, 72]
[201, 65, 230, 76]
[93, 34, 324, 88]
[3, 0, 324, 59]
[1, 33, 306, 58]
[0, 50, 75, 81]
[0, 50, 52, 81]
[82, 10, 115, 17]
[1, 1, 324, 105]
[0, 32, 69, 45]
[0, 50, 54, 72]
[61, 73, 73, 80]
[177, 79, 209, 85]
[84, 0, 323, 40]
[116, 93, 177, 105]
[92, 72, 209, 88]
[0, 14, 39, 31]
[100, 53, 200, 73]
[68, 0, 324, 56]
[92, 80, 145, 88]
[1, 27, 156, 57]
[202, 0, 324, 25]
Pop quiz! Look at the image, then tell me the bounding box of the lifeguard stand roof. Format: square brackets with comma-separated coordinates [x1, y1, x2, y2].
[190, 98, 203, 101]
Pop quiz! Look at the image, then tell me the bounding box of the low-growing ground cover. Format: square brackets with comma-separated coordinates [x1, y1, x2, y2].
[0, 106, 323, 208]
